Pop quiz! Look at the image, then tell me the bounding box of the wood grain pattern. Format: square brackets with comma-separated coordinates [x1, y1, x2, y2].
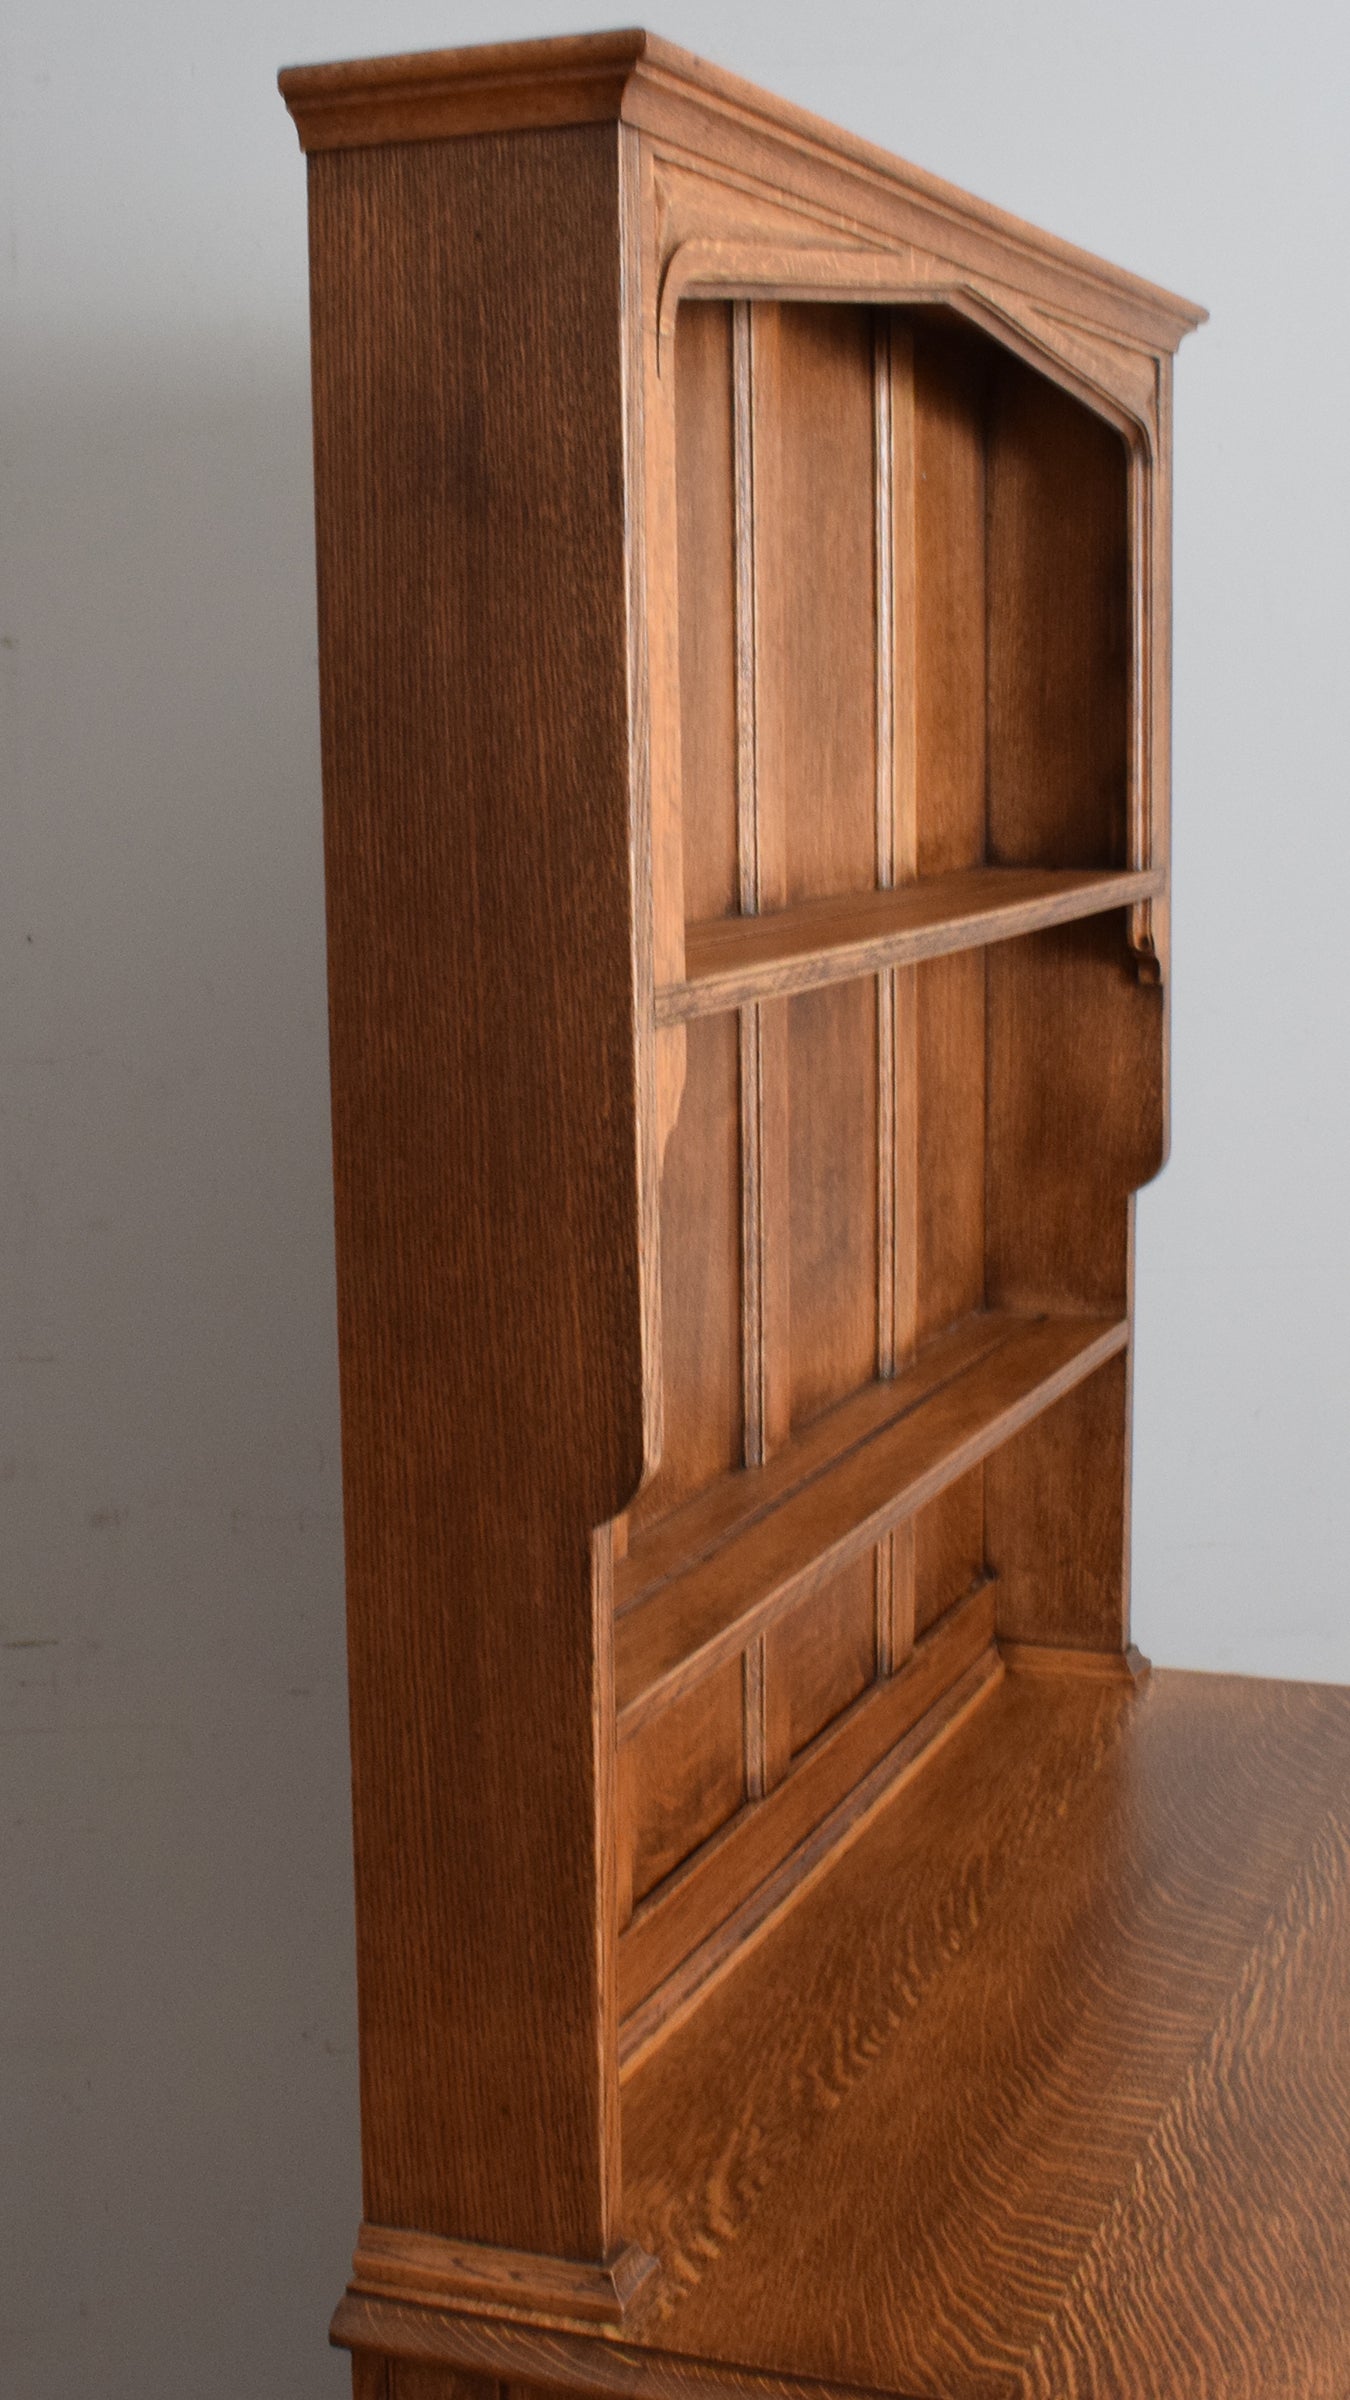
[282, 41, 1222, 2400]
[1000, 1637, 1149, 1684]
[764, 1567, 877, 1772]
[977, 352, 1155, 1666]
[333, 2291, 928, 2400]
[1019, 1796, 1350, 2400]
[765, 308, 877, 912]
[631, 1013, 741, 1532]
[306, 126, 644, 2259]
[987, 1352, 1133, 1655]
[986, 357, 1130, 874]
[659, 867, 1159, 1022]
[387, 2371, 494, 2400]
[615, 1314, 1125, 1732]
[915, 1470, 986, 1640]
[734, 306, 792, 1468]
[336, 1677, 1350, 2400]
[614, 1312, 1016, 1621]
[620, 1672, 1350, 2398]
[915, 949, 986, 1340]
[620, 1653, 747, 1912]
[618, 1599, 999, 2028]
[281, 33, 1206, 354]
[786, 982, 878, 1426]
[673, 302, 738, 924]
[350, 2224, 657, 2324]
[913, 321, 988, 878]
[280, 30, 655, 150]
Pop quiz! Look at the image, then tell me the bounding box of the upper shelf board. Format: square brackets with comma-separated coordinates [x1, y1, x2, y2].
[657, 864, 1164, 1025]
[279, 31, 1206, 354]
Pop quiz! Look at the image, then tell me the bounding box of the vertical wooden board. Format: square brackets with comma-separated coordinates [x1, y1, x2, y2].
[910, 320, 987, 1388]
[758, 1005, 794, 1458]
[632, 1013, 742, 1529]
[307, 129, 640, 2258]
[986, 919, 1161, 1316]
[914, 1474, 986, 1639]
[350, 2357, 390, 2400]
[390, 2373, 501, 2400]
[882, 316, 919, 895]
[915, 950, 986, 1341]
[881, 325, 921, 1664]
[787, 981, 878, 1428]
[986, 1353, 1130, 1652]
[912, 319, 988, 877]
[884, 1519, 916, 1667]
[764, 1560, 878, 1776]
[674, 303, 739, 921]
[619, 1656, 747, 1909]
[755, 304, 878, 906]
[986, 356, 1130, 870]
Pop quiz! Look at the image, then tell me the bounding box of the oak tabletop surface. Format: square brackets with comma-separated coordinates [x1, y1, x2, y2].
[622, 1668, 1350, 2400]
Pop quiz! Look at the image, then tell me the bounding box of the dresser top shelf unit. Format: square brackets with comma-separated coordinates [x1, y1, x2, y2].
[270, 33, 1350, 2400]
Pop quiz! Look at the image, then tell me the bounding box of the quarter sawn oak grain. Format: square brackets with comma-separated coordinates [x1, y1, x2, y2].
[275, 33, 1347, 2400]
[620, 1672, 1350, 2400]
[661, 865, 1162, 1022]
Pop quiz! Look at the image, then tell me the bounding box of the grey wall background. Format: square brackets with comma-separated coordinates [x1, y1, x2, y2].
[3, 1, 1347, 2392]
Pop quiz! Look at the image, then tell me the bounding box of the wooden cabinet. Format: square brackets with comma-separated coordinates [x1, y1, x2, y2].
[281, 33, 1350, 2400]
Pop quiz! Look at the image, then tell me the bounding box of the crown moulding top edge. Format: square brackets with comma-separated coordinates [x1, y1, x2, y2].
[277, 28, 1206, 351]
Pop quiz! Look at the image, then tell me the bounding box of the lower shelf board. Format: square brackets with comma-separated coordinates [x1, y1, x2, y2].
[618, 1589, 1000, 2034]
[616, 1310, 1128, 1734]
[336, 1668, 1350, 2400]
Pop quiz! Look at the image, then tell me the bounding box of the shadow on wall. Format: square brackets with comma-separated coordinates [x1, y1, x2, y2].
[1, 331, 360, 2399]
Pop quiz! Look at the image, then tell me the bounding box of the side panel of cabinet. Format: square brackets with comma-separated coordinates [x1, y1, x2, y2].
[307, 126, 643, 2256]
[983, 363, 1158, 1653]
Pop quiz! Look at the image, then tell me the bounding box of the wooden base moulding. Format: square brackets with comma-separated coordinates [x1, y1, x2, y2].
[348, 2225, 659, 2327]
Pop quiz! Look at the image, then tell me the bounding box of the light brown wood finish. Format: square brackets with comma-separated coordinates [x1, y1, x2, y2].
[659, 865, 1161, 1021]
[614, 1316, 1126, 1732]
[619, 1605, 1001, 2028]
[349, 2226, 657, 2325]
[335, 1674, 1350, 2400]
[304, 126, 644, 2266]
[280, 32, 1205, 351]
[619, 1672, 1350, 2400]
[270, 33, 1294, 2400]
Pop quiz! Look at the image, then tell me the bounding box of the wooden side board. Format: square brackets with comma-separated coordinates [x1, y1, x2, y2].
[306, 125, 649, 2263]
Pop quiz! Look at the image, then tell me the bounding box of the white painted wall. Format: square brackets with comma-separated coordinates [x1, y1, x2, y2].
[3, 3, 1347, 2392]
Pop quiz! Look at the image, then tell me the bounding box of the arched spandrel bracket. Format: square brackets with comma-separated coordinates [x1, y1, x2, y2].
[654, 236, 1158, 451]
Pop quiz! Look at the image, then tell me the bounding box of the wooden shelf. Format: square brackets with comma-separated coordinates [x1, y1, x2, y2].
[617, 1589, 999, 2030]
[616, 1310, 1127, 1737]
[655, 864, 1163, 1024]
